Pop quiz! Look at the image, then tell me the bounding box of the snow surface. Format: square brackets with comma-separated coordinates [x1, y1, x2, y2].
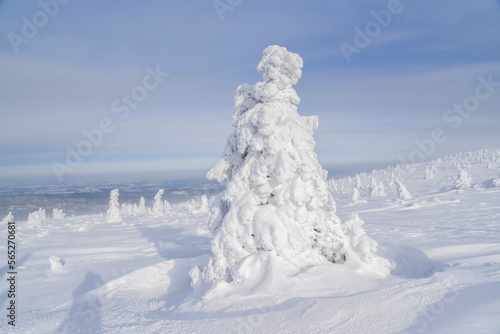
[1, 148, 500, 333]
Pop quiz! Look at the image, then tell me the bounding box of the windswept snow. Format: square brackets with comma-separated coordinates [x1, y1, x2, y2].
[0, 148, 499, 333]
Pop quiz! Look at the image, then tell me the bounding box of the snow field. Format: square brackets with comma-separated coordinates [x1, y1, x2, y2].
[0, 148, 499, 333]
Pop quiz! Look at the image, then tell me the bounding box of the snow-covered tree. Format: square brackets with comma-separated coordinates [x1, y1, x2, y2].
[389, 172, 395, 186]
[107, 189, 122, 222]
[352, 187, 361, 205]
[203, 45, 389, 283]
[394, 179, 413, 201]
[377, 181, 386, 196]
[121, 203, 134, 216]
[453, 168, 472, 190]
[164, 199, 171, 211]
[425, 167, 434, 179]
[368, 178, 386, 197]
[133, 196, 147, 215]
[152, 189, 165, 216]
[52, 208, 65, 219]
[327, 178, 338, 193]
[355, 174, 362, 189]
[2, 212, 14, 225]
[27, 208, 46, 229]
[342, 213, 384, 271]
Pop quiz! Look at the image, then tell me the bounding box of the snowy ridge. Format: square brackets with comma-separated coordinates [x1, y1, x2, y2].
[2, 150, 499, 332]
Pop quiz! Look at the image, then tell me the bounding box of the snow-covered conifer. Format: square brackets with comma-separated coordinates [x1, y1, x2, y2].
[355, 174, 362, 189]
[453, 168, 472, 190]
[425, 167, 434, 179]
[342, 213, 387, 272]
[2, 212, 14, 225]
[107, 189, 122, 222]
[52, 208, 65, 219]
[377, 181, 386, 196]
[352, 187, 361, 204]
[136, 196, 147, 215]
[203, 45, 389, 283]
[27, 208, 46, 228]
[369, 178, 386, 197]
[164, 199, 171, 211]
[389, 172, 395, 186]
[121, 203, 133, 216]
[328, 178, 338, 193]
[152, 189, 165, 216]
[369, 178, 377, 197]
[394, 179, 413, 201]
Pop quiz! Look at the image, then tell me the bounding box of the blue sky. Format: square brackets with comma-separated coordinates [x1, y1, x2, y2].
[1, 0, 499, 185]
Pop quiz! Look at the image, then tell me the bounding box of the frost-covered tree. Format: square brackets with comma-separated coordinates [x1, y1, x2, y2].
[27, 208, 46, 229]
[52, 208, 65, 219]
[164, 199, 171, 211]
[377, 181, 386, 196]
[389, 172, 395, 186]
[425, 167, 434, 179]
[327, 178, 338, 193]
[394, 179, 413, 201]
[352, 187, 362, 205]
[121, 203, 134, 216]
[453, 168, 472, 190]
[152, 189, 165, 216]
[203, 45, 389, 283]
[133, 196, 147, 215]
[368, 178, 385, 197]
[355, 174, 362, 189]
[107, 189, 122, 222]
[2, 212, 14, 225]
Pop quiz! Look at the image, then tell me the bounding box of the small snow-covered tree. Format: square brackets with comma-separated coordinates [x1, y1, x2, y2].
[328, 178, 338, 193]
[394, 179, 413, 201]
[352, 187, 361, 205]
[355, 174, 362, 189]
[453, 168, 472, 190]
[368, 178, 385, 197]
[52, 208, 65, 219]
[203, 45, 389, 283]
[27, 208, 46, 229]
[2, 212, 14, 225]
[342, 213, 383, 270]
[377, 181, 386, 196]
[425, 167, 434, 179]
[388, 172, 395, 186]
[133, 196, 147, 215]
[152, 189, 165, 216]
[121, 203, 134, 216]
[107, 189, 122, 222]
[164, 199, 171, 211]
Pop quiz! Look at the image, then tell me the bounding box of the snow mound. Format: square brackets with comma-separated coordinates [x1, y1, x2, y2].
[379, 243, 437, 279]
[482, 177, 500, 188]
[49, 255, 66, 274]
